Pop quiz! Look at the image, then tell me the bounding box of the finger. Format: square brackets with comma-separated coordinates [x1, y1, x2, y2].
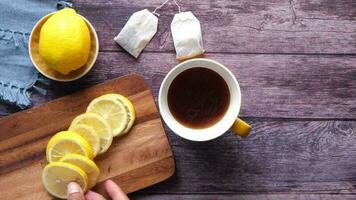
[105, 180, 129, 200]
[67, 182, 85, 200]
[85, 190, 106, 200]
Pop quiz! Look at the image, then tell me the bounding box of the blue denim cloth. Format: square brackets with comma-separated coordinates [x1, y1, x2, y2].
[0, 0, 72, 109]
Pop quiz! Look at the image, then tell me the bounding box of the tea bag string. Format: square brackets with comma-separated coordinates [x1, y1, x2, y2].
[152, 0, 181, 16]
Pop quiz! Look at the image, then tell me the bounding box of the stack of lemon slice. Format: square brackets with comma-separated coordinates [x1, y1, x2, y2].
[42, 93, 135, 199]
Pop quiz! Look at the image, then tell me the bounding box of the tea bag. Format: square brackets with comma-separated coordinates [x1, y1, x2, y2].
[114, 9, 158, 58]
[171, 11, 204, 60]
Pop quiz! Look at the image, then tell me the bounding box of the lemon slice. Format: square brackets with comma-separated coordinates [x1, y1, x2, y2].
[42, 162, 88, 199]
[100, 94, 136, 135]
[69, 124, 101, 157]
[46, 131, 93, 162]
[60, 154, 100, 189]
[86, 97, 128, 137]
[70, 113, 113, 154]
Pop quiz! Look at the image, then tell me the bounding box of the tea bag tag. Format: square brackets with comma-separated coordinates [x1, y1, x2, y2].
[114, 9, 158, 58]
[171, 11, 204, 60]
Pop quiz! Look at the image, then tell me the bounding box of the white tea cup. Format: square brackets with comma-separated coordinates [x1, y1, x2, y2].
[158, 58, 251, 141]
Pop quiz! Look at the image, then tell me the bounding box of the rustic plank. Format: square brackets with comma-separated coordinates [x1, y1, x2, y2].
[0, 75, 175, 199]
[24, 52, 356, 119]
[133, 119, 356, 193]
[130, 194, 356, 200]
[74, 0, 356, 54]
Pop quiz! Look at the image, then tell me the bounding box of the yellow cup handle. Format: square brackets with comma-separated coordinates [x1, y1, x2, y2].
[232, 118, 251, 138]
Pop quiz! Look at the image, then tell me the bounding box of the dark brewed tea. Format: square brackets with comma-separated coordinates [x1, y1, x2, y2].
[168, 67, 230, 129]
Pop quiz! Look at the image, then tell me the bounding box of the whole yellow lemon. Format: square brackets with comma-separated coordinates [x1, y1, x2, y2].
[39, 8, 91, 75]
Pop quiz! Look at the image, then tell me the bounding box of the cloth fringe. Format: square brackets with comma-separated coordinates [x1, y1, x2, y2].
[0, 78, 47, 109]
[0, 29, 30, 48]
[0, 0, 72, 110]
[0, 28, 47, 108]
[0, 82, 30, 109]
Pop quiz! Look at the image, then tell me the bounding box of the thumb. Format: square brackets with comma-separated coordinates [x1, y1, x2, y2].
[67, 182, 85, 200]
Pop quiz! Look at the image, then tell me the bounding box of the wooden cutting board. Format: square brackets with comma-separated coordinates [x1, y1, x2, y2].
[0, 74, 175, 200]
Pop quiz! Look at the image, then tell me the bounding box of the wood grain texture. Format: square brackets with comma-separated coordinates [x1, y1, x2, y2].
[2, 0, 356, 199]
[130, 194, 356, 200]
[73, 0, 356, 54]
[26, 52, 356, 119]
[0, 75, 174, 200]
[134, 119, 356, 193]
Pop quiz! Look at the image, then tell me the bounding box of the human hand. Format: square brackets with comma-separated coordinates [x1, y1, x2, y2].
[67, 180, 129, 200]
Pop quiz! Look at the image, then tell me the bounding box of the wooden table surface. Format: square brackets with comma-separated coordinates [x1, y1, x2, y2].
[1, 0, 356, 199]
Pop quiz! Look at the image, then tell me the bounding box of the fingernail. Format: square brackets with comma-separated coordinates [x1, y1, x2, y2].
[67, 182, 82, 194]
